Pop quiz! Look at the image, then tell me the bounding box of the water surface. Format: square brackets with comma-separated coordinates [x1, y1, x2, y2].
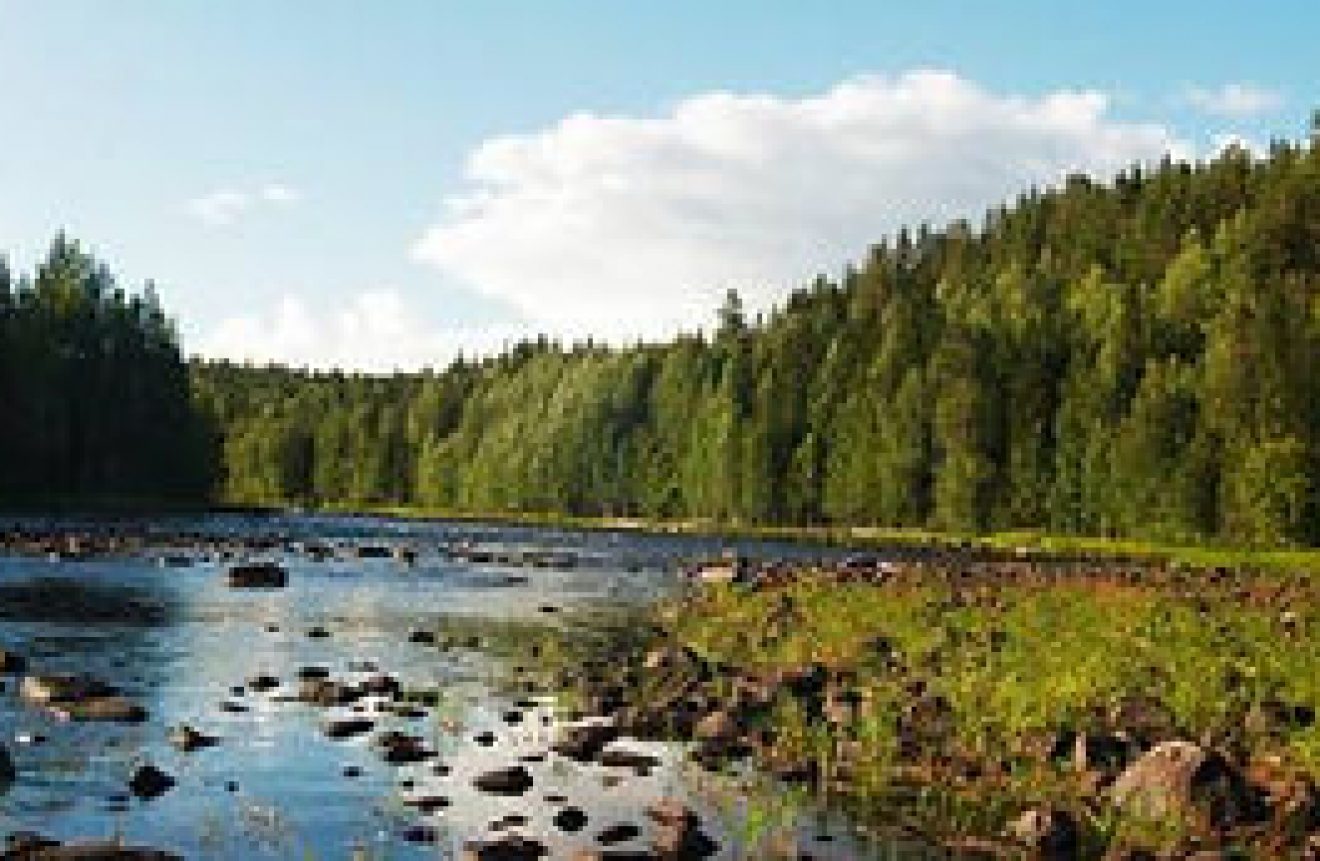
[0, 513, 890, 859]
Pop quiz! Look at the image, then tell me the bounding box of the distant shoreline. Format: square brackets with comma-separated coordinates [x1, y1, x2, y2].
[4, 497, 1316, 575]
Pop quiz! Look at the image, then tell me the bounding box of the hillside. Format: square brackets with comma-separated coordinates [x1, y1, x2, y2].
[192, 138, 1320, 544]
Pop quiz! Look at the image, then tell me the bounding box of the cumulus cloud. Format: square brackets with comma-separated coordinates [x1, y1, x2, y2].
[1185, 83, 1284, 119]
[186, 183, 302, 227]
[412, 69, 1186, 340]
[196, 288, 522, 372]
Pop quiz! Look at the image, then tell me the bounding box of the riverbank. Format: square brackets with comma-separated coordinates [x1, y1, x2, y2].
[303, 501, 1320, 577]
[546, 556, 1320, 858]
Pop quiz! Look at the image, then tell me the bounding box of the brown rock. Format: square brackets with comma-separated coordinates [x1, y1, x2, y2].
[1109, 741, 1261, 826]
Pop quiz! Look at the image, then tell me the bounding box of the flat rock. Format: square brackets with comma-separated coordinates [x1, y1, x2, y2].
[20, 674, 115, 706]
[51, 696, 147, 723]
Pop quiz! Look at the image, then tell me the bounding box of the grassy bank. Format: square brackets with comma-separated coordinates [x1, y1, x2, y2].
[545, 561, 1320, 857]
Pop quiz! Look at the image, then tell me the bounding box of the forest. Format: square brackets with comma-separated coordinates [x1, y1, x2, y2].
[192, 135, 1320, 547]
[0, 235, 213, 505]
[3, 140, 1316, 544]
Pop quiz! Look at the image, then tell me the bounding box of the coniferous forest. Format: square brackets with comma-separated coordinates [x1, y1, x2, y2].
[4, 141, 1318, 546]
[0, 235, 214, 505]
[190, 138, 1320, 547]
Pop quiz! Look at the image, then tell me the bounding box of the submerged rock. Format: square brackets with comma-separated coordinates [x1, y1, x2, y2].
[51, 696, 147, 723]
[400, 825, 438, 845]
[3, 837, 182, 859]
[0, 745, 14, 786]
[0, 650, 27, 674]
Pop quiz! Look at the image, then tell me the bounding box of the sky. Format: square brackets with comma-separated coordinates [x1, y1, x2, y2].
[0, 0, 1315, 370]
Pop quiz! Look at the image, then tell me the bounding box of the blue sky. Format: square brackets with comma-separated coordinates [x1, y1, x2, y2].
[0, 1, 1314, 369]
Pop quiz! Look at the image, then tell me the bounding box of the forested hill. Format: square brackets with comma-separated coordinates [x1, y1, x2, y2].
[0, 236, 214, 505]
[197, 138, 1317, 546]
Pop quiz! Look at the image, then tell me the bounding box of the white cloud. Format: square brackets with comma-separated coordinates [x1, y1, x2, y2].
[412, 69, 1186, 341]
[196, 288, 522, 372]
[1185, 83, 1284, 119]
[186, 183, 302, 227]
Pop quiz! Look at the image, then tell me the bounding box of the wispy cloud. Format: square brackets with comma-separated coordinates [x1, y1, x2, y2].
[413, 69, 1186, 342]
[1185, 83, 1284, 119]
[186, 183, 302, 227]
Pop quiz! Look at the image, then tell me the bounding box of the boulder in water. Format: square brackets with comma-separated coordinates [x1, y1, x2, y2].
[473, 765, 533, 796]
[226, 562, 287, 588]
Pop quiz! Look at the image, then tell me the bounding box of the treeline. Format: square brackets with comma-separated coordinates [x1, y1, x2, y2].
[0, 236, 214, 505]
[197, 137, 1320, 545]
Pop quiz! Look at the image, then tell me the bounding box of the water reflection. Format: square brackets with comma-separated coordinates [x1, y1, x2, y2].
[0, 514, 895, 859]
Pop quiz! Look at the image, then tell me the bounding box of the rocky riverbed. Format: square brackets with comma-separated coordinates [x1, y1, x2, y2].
[3, 514, 1315, 858]
[0, 514, 897, 860]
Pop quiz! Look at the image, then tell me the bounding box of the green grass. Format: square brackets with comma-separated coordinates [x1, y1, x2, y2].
[653, 575, 1318, 856]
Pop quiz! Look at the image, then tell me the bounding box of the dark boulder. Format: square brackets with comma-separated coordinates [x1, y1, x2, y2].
[0, 650, 27, 674]
[373, 731, 433, 765]
[553, 806, 588, 832]
[226, 562, 287, 588]
[473, 766, 533, 796]
[595, 823, 642, 845]
[460, 835, 548, 860]
[323, 717, 374, 740]
[128, 765, 174, 800]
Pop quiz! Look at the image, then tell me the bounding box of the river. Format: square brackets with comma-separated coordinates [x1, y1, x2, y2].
[0, 513, 897, 860]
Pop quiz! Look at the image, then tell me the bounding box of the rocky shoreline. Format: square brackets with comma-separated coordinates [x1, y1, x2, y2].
[0, 522, 1316, 858]
[549, 559, 1320, 859]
